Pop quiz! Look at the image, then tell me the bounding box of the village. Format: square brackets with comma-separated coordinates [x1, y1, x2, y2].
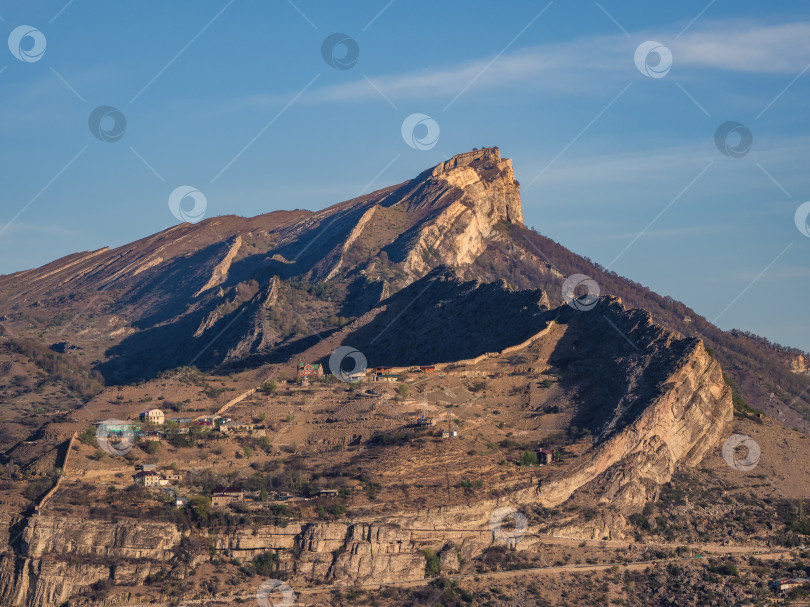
[82, 358, 564, 518]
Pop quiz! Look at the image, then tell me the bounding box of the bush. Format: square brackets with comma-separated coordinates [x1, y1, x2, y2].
[707, 560, 738, 576]
[422, 549, 440, 577]
[520, 450, 538, 466]
[259, 381, 277, 394]
[190, 495, 212, 524]
[78, 425, 97, 446]
[254, 551, 280, 577]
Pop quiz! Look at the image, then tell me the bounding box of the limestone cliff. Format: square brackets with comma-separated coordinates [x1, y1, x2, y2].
[402, 148, 522, 280]
[531, 340, 733, 513]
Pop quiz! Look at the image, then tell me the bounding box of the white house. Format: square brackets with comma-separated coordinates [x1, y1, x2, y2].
[139, 409, 165, 425]
[134, 470, 161, 487]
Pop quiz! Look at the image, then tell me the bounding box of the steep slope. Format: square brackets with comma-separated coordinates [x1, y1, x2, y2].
[0, 148, 522, 383]
[466, 223, 810, 431]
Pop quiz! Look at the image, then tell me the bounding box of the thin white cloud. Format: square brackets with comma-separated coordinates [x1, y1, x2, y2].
[673, 21, 810, 73]
[0, 222, 77, 237]
[289, 19, 810, 106]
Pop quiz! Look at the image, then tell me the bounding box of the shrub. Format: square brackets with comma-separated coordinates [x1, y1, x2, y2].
[259, 381, 277, 394]
[78, 425, 97, 446]
[422, 549, 440, 577]
[254, 551, 280, 577]
[520, 450, 538, 466]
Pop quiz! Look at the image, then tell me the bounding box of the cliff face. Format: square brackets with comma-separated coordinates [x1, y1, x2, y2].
[0, 517, 182, 606]
[533, 339, 733, 513]
[219, 522, 426, 585]
[402, 148, 522, 280]
[21, 515, 181, 559]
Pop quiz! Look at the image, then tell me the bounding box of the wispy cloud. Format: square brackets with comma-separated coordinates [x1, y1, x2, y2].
[672, 21, 810, 73]
[231, 19, 810, 111]
[0, 222, 78, 237]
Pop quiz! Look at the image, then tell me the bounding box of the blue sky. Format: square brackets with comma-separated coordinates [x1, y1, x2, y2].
[1, 1, 809, 351]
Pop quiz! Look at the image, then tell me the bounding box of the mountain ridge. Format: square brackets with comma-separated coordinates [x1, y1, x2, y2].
[0, 147, 807, 429]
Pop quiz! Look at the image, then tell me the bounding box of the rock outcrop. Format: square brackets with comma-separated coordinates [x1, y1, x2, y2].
[403, 148, 522, 280]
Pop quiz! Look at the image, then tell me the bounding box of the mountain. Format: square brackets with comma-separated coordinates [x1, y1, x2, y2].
[0, 147, 807, 430]
[1, 148, 810, 606]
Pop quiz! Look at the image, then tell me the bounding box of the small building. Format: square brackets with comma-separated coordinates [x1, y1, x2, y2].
[419, 365, 436, 373]
[163, 472, 182, 482]
[375, 366, 392, 374]
[174, 497, 188, 508]
[345, 371, 366, 382]
[212, 487, 244, 508]
[220, 422, 261, 434]
[169, 417, 193, 425]
[137, 463, 157, 472]
[374, 374, 398, 383]
[134, 470, 161, 487]
[538, 449, 554, 465]
[318, 489, 339, 498]
[414, 415, 434, 428]
[440, 430, 458, 439]
[139, 409, 165, 425]
[772, 578, 810, 592]
[297, 363, 324, 379]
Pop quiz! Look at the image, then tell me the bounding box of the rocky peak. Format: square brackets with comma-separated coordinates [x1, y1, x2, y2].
[400, 147, 523, 279]
[429, 146, 504, 176]
[427, 147, 522, 226]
